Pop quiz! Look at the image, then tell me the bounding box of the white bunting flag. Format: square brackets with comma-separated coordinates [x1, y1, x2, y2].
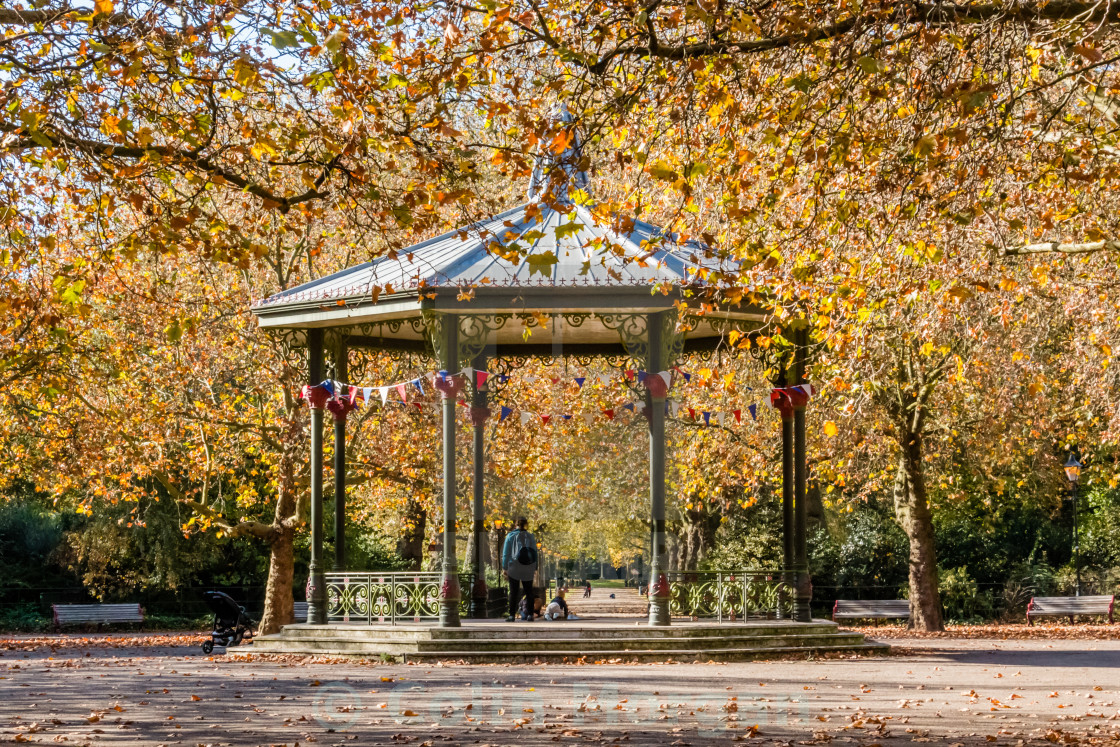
[598, 373, 611, 386]
[363, 387, 373, 406]
[581, 413, 594, 426]
[379, 387, 389, 405]
[520, 411, 532, 425]
[461, 367, 474, 382]
[718, 412, 726, 427]
[669, 400, 681, 417]
[658, 371, 672, 390]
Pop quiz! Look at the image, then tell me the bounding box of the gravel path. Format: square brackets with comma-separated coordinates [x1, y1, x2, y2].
[4, 633, 1120, 745]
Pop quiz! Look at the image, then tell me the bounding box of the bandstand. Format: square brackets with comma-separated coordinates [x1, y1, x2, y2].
[246, 125, 883, 660]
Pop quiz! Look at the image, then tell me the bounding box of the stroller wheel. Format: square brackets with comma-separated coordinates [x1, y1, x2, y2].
[201, 640, 214, 654]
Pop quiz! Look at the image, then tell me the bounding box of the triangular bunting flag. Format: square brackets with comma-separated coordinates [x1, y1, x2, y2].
[520, 411, 532, 425]
[688, 407, 696, 420]
[413, 378, 424, 395]
[396, 383, 408, 402]
[540, 414, 551, 424]
[748, 404, 758, 420]
[603, 408, 615, 421]
[636, 371, 648, 384]
[733, 409, 742, 424]
[582, 413, 594, 425]
[718, 412, 726, 427]
[461, 367, 474, 382]
[669, 401, 681, 417]
[622, 402, 635, 412]
[476, 372, 489, 389]
[702, 411, 711, 425]
[658, 371, 672, 390]
[574, 377, 585, 389]
[363, 387, 373, 405]
[598, 373, 611, 386]
[500, 406, 513, 422]
[379, 387, 389, 405]
[562, 414, 571, 420]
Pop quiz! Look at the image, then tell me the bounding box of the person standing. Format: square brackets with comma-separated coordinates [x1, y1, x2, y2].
[502, 517, 538, 622]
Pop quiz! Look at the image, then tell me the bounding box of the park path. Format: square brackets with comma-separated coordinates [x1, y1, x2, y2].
[4, 634, 1120, 746]
[565, 584, 647, 618]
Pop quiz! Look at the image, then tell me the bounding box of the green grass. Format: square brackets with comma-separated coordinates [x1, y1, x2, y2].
[588, 579, 628, 590]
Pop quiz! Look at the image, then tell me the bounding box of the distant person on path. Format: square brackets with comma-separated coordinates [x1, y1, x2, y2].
[583, 581, 592, 598]
[502, 517, 538, 622]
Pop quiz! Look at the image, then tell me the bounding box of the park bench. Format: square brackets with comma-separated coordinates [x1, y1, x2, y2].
[1026, 595, 1114, 625]
[832, 599, 910, 622]
[52, 603, 144, 631]
[292, 601, 308, 623]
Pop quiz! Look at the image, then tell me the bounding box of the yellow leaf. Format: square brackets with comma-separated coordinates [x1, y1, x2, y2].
[823, 421, 838, 437]
[95, 0, 113, 14]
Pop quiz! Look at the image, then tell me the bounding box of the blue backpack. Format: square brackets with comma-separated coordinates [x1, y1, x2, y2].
[515, 530, 538, 565]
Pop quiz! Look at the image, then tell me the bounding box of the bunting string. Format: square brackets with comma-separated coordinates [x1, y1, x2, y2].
[296, 367, 819, 428]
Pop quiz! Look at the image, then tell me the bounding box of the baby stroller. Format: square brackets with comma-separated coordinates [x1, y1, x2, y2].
[201, 591, 255, 654]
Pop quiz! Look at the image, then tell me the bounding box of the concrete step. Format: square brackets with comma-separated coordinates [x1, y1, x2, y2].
[272, 621, 844, 642]
[247, 639, 888, 663]
[403, 643, 891, 664]
[251, 631, 867, 655]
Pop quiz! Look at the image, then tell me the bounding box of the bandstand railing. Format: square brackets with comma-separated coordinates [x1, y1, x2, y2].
[325, 571, 474, 624]
[666, 570, 794, 622]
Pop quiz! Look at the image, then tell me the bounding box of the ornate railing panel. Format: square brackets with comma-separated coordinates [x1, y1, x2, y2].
[666, 570, 793, 621]
[325, 572, 473, 624]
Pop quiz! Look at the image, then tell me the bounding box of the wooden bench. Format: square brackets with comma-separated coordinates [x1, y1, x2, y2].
[1027, 595, 1114, 625]
[292, 602, 308, 622]
[52, 603, 144, 630]
[832, 599, 910, 622]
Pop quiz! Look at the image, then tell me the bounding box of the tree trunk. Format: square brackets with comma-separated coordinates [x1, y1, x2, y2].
[489, 524, 506, 572]
[258, 439, 300, 636]
[678, 505, 720, 571]
[893, 435, 944, 632]
[258, 527, 295, 635]
[397, 497, 427, 570]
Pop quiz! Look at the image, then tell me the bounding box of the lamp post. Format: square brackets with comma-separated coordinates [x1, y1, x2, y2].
[1064, 453, 1083, 597]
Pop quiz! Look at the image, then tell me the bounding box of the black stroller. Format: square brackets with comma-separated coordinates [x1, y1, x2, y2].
[201, 591, 255, 654]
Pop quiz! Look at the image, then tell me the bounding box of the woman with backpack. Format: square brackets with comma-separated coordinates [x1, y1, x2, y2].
[501, 517, 539, 622]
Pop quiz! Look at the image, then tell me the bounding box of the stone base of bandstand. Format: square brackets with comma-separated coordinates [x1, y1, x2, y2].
[240, 619, 888, 663]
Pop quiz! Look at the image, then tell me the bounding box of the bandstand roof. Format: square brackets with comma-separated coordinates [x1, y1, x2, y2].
[250, 120, 767, 357]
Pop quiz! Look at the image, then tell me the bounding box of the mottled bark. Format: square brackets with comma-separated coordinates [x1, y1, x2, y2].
[893, 433, 944, 632]
[396, 497, 427, 571]
[678, 504, 721, 571]
[259, 527, 295, 635]
[258, 437, 300, 636]
[489, 524, 506, 572]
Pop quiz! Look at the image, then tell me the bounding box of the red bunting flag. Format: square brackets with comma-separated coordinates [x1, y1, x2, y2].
[733, 409, 742, 424]
[602, 408, 615, 420]
[540, 414, 551, 424]
[396, 383, 408, 402]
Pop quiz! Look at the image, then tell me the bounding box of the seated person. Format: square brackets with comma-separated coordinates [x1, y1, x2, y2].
[543, 588, 579, 620]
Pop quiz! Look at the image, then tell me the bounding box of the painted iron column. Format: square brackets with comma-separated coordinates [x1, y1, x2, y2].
[792, 327, 813, 622]
[306, 328, 328, 625]
[469, 355, 490, 618]
[331, 335, 348, 571]
[647, 312, 671, 626]
[780, 365, 795, 620]
[435, 314, 462, 627]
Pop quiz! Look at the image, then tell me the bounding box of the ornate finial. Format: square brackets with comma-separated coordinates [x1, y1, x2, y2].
[527, 103, 590, 204]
